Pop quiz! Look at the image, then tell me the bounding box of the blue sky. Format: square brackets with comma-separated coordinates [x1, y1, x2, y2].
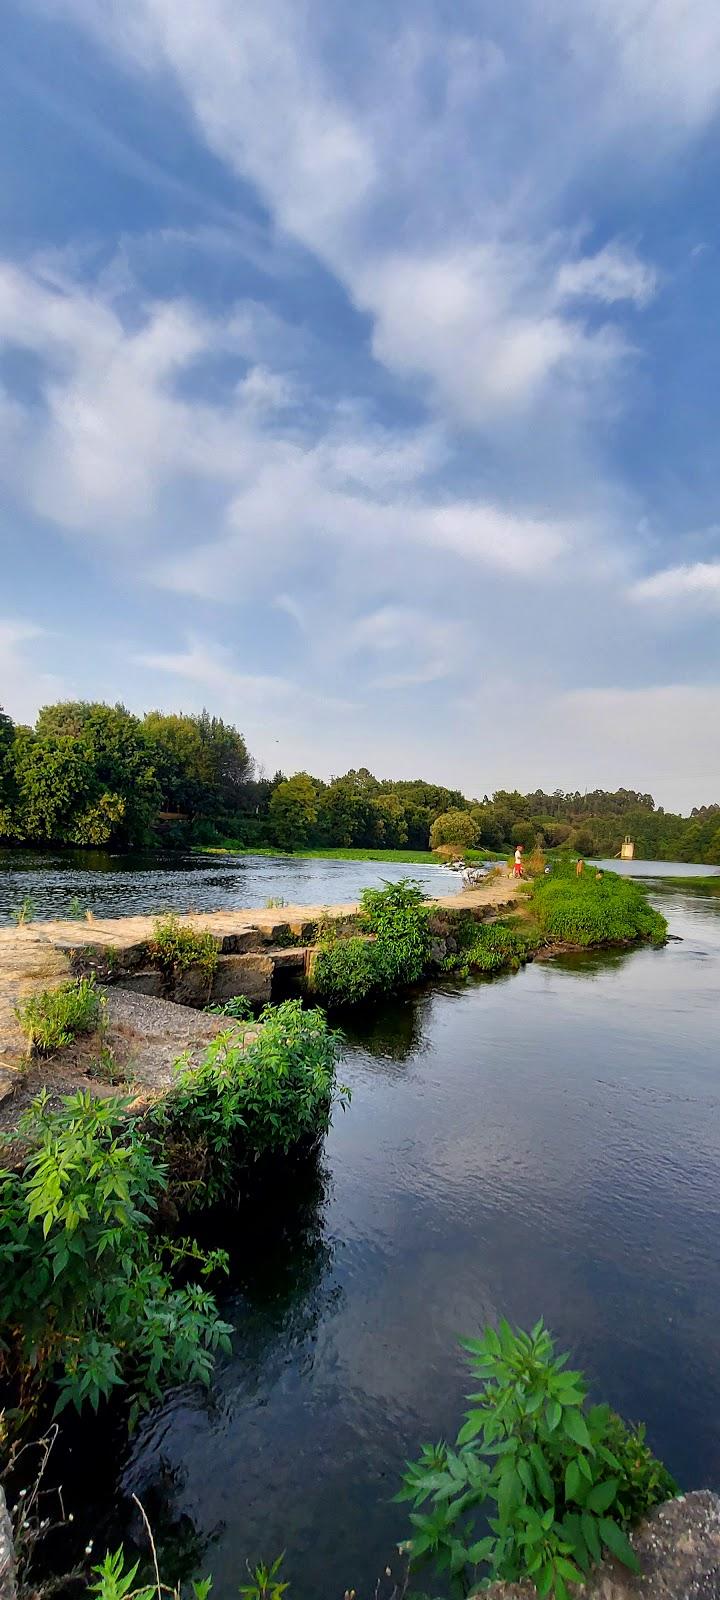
[1, 0, 719, 810]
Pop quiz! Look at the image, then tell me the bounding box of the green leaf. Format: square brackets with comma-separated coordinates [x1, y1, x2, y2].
[466, 1538, 494, 1565]
[457, 1409, 486, 1445]
[581, 1512, 602, 1564]
[546, 1398, 562, 1432]
[562, 1408, 592, 1449]
[599, 1518, 641, 1573]
[585, 1477, 619, 1514]
[565, 1459, 583, 1504]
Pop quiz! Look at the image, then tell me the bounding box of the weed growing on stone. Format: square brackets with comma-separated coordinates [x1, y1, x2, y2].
[16, 977, 103, 1055]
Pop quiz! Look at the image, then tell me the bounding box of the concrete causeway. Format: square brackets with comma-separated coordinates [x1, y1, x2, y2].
[0, 876, 519, 1115]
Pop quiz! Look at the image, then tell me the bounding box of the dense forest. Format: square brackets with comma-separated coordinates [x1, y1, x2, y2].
[0, 700, 718, 862]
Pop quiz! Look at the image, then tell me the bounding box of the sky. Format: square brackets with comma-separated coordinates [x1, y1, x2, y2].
[1, 0, 720, 811]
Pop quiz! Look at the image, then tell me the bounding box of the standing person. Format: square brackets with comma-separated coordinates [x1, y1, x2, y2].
[576, 858, 584, 877]
[513, 845, 524, 878]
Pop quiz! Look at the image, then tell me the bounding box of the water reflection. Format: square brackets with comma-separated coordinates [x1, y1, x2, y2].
[117, 1155, 340, 1582]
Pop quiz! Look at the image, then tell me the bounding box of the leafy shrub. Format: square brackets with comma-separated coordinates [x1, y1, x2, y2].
[148, 915, 219, 982]
[398, 1321, 676, 1599]
[16, 976, 102, 1054]
[530, 870, 667, 947]
[0, 1091, 231, 1423]
[465, 922, 532, 974]
[205, 994, 254, 1021]
[311, 934, 382, 1005]
[311, 879, 431, 1006]
[150, 1000, 348, 1208]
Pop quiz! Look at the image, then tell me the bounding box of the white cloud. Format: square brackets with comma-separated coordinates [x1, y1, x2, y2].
[555, 245, 657, 307]
[38, 0, 670, 433]
[345, 605, 465, 689]
[0, 621, 67, 722]
[134, 639, 354, 724]
[629, 561, 720, 606]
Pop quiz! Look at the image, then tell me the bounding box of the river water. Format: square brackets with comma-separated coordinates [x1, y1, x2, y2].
[56, 874, 718, 1599]
[0, 849, 462, 924]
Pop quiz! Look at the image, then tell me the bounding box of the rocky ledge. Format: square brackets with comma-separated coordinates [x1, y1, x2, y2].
[482, 1493, 720, 1600]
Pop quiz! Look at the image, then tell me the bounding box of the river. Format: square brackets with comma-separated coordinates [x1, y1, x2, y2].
[0, 849, 462, 924]
[53, 873, 720, 1598]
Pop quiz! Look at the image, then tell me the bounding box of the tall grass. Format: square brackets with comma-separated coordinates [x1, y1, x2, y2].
[529, 866, 667, 947]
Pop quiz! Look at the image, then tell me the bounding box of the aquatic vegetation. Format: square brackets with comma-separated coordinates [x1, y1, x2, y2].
[529, 866, 667, 947]
[398, 1320, 677, 1599]
[148, 914, 219, 982]
[0, 1091, 231, 1424]
[150, 1000, 348, 1208]
[16, 976, 103, 1054]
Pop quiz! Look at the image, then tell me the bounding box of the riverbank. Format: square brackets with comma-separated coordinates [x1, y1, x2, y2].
[194, 843, 503, 863]
[0, 878, 521, 1110]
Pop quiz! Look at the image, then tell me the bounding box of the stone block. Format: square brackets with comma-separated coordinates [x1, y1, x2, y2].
[210, 954, 273, 1006]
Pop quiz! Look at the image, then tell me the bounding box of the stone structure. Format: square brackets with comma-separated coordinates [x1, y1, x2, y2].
[483, 1492, 720, 1600]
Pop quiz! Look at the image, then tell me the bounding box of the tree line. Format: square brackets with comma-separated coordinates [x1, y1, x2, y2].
[0, 700, 718, 862]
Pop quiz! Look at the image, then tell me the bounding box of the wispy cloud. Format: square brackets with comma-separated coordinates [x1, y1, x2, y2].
[629, 561, 720, 606]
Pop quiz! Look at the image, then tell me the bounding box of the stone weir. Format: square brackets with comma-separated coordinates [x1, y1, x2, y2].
[0, 880, 519, 1116]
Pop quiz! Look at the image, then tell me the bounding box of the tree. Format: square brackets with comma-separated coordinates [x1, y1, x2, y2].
[430, 810, 479, 851]
[0, 705, 16, 837]
[370, 794, 409, 848]
[269, 773, 318, 850]
[34, 701, 160, 846]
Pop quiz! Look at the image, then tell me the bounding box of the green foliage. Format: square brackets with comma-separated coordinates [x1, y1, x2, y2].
[205, 994, 254, 1021]
[149, 916, 219, 982]
[16, 977, 102, 1054]
[10, 896, 36, 925]
[398, 1321, 677, 1598]
[149, 1000, 348, 1208]
[0, 1091, 231, 1423]
[530, 869, 667, 947]
[465, 922, 533, 974]
[311, 879, 431, 1006]
[268, 774, 318, 850]
[239, 1554, 289, 1600]
[430, 810, 480, 851]
[310, 935, 382, 1005]
[89, 1546, 287, 1600]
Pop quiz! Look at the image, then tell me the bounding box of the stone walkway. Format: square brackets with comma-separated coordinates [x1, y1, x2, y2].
[0, 875, 520, 1106]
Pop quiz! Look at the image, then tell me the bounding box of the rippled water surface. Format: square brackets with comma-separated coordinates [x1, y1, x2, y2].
[62, 879, 720, 1599]
[0, 849, 460, 923]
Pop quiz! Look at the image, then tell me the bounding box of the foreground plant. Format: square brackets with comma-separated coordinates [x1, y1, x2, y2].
[0, 1091, 231, 1424]
[398, 1320, 676, 1598]
[150, 999, 349, 1208]
[15, 976, 103, 1054]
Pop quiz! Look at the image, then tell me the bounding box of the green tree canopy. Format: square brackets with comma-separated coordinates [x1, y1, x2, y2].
[430, 810, 480, 850]
[269, 773, 318, 849]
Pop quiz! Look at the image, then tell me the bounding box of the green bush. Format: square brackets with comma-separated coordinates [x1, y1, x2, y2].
[311, 934, 382, 1005]
[0, 1091, 231, 1423]
[465, 922, 533, 974]
[205, 994, 254, 1021]
[311, 879, 431, 1006]
[148, 915, 219, 981]
[150, 999, 349, 1208]
[398, 1320, 677, 1599]
[16, 976, 103, 1054]
[529, 870, 667, 947]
